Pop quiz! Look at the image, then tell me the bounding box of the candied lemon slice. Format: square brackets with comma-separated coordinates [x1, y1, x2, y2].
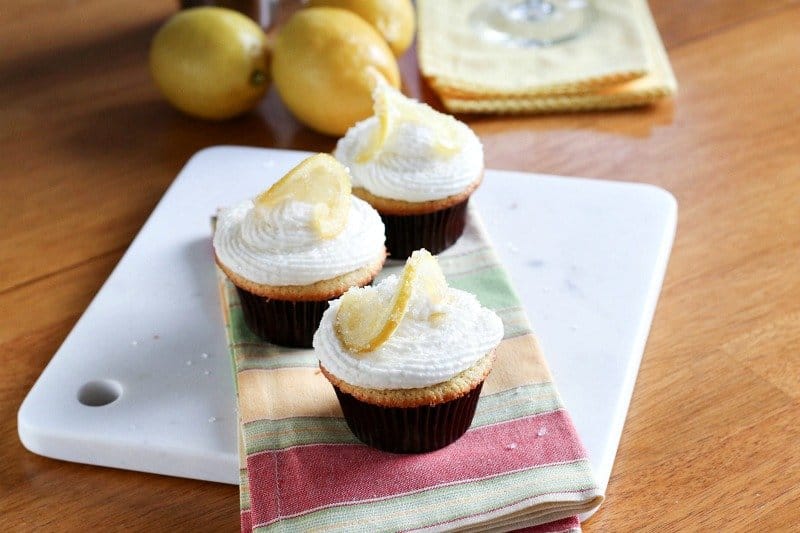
[255, 153, 352, 238]
[335, 249, 447, 353]
[356, 83, 461, 163]
[415, 249, 448, 307]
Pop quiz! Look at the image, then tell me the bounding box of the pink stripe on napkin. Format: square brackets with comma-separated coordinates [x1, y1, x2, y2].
[248, 410, 585, 521]
[518, 516, 582, 532]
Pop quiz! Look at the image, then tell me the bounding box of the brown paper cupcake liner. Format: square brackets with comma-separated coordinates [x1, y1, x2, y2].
[332, 382, 484, 453]
[381, 198, 469, 258]
[235, 286, 329, 348]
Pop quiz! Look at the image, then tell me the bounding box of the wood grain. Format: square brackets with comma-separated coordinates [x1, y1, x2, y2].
[2, 0, 800, 531]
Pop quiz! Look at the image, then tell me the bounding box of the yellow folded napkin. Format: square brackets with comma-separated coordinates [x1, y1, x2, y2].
[418, 0, 676, 113]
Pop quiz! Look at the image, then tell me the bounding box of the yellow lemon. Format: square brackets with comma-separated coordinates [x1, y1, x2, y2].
[335, 249, 447, 353]
[149, 7, 270, 120]
[255, 153, 352, 238]
[308, 0, 416, 56]
[271, 7, 400, 136]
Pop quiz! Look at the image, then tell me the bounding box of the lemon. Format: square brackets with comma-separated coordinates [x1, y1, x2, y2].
[307, 0, 416, 56]
[357, 82, 461, 163]
[414, 249, 449, 308]
[335, 249, 447, 353]
[255, 153, 352, 238]
[150, 7, 270, 120]
[271, 7, 400, 136]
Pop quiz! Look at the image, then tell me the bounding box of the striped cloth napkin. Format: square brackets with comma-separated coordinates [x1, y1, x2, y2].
[217, 207, 603, 532]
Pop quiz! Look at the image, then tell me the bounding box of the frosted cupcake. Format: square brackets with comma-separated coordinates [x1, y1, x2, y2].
[214, 154, 387, 348]
[334, 84, 484, 258]
[313, 249, 503, 453]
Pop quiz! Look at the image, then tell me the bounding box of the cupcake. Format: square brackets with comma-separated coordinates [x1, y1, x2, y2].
[214, 153, 387, 348]
[313, 249, 504, 453]
[334, 83, 484, 258]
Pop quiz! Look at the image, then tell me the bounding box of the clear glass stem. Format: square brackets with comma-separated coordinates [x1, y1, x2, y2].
[470, 0, 596, 48]
[516, 0, 554, 21]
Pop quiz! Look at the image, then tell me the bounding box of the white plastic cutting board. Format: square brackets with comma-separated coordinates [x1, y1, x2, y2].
[18, 146, 676, 494]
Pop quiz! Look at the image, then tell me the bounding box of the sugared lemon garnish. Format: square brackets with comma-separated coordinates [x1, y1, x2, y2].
[356, 83, 461, 163]
[255, 153, 352, 238]
[335, 249, 448, 353]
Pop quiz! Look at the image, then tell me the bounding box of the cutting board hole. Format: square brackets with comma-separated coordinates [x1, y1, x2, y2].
[78, 380, 122, 407]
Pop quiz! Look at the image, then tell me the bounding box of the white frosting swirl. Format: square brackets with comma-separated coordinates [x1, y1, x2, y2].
[334, 105, 484, 203]
[314, 275, 504, 389]
[213, 196, 385, 286]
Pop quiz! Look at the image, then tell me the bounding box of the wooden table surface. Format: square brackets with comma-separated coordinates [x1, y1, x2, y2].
[2, 0, 799, 530]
